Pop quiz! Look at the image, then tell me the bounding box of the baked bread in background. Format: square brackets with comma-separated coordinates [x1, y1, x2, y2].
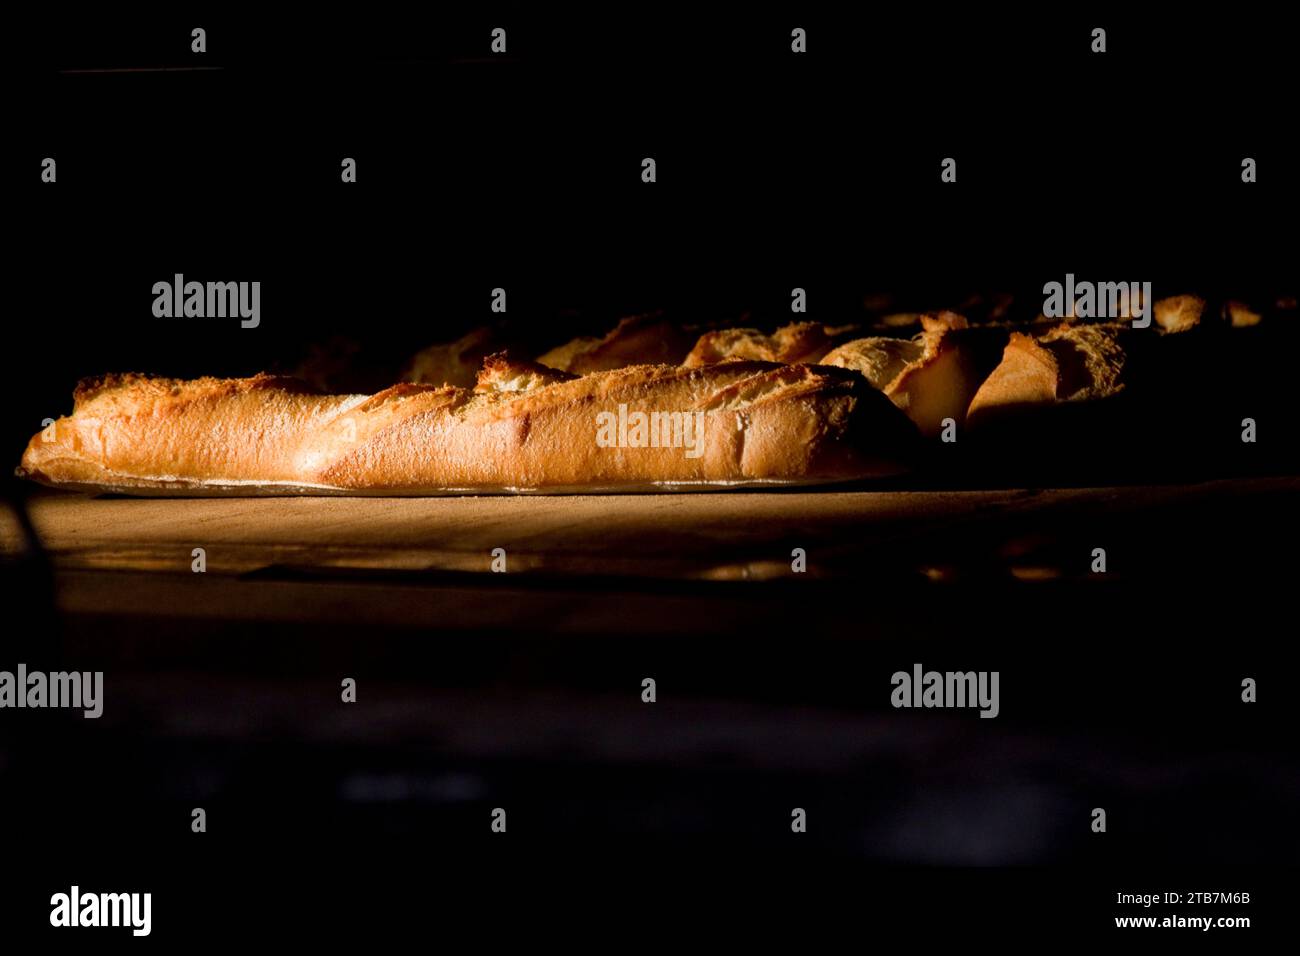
[537, 313, 693, 374]
[1152, 295, 1205, 334]
[881, 316, 988, 438]
[1223, 300, 1262, 328]
[966, 323, 1127, 427]
[403, 326, 500, 387]
[682, 321, 842, 367]
[822, 313, 991, 438]
[819, 336, 923, 391]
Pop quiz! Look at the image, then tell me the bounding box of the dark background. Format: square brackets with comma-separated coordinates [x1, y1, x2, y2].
[9, 7, 1296, 406]
[4, 5, 1297, 942]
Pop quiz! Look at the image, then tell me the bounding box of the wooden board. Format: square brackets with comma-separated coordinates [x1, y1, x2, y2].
[4, 477, 1295, 582]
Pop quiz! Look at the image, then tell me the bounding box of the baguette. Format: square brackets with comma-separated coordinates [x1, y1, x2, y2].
[818, 336, 924, 390]
[821, 313, 985, 438]
[965, 322, 1127, 426]
[18, 355, 918, 495]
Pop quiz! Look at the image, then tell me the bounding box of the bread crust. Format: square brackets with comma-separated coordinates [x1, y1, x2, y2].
[819, 313, 979, 438]
[964, 333, 1059, 425]
[682, 321, 836, 367]
[817, 337, 924, 390]
[1153, 295, 1205, 334]
[536, 313, 692, 374]
[403, 326, 499, 387]
[966, 323, 1126, 425]
[19, 359, 918, 494]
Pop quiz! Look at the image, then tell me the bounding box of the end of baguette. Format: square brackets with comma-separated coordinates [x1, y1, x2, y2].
[965, 333, 1060, 426]
[966, 323, 1126, 427]
[820, 337, 925, 391]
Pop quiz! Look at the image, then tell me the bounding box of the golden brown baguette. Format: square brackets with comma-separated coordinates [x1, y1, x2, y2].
[965, 323, 1127, 426]
[18, 356, 918, 495]
[882, 329, 984, 439]
[821, 313, 985, 439]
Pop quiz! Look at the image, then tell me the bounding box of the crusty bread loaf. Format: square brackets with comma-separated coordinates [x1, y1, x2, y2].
[820, 313, 983, 439]
[964, 332, 1059, 420]
[18, 356, 918, 495]
[965, 322, 1126, 426]
[883, 327, 984, 439]
[819, 336, 924, 391]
